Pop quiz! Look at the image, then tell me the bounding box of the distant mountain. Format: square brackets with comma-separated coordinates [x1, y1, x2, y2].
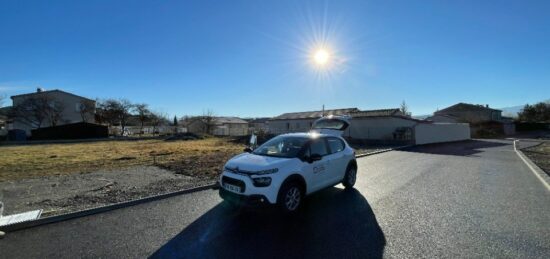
[412, 114, 431, 120]
[498, 100, 549, 118]
[498, 105, 524, 118]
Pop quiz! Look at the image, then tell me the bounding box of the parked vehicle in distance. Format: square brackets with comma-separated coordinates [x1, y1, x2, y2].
[218, 116, 357, 213]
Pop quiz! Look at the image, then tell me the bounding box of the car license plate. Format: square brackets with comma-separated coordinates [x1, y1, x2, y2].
[223, 183, 241, 193]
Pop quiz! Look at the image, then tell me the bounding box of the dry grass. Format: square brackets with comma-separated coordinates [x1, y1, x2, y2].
[523, 142, 550, 176]
[0, 138, 243, 181]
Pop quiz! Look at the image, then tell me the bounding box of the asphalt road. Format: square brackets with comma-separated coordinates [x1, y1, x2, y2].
[1, 139, 549, 258]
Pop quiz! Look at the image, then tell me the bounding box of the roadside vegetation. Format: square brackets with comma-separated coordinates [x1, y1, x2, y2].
[522, 141, 550, 176]
[0, 137, 243, 182]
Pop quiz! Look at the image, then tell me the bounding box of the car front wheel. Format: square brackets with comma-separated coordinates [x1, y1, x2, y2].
[277, 182, 303, 213]
[343, 165, 357, 189]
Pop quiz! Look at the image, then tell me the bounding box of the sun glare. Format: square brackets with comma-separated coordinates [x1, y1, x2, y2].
[313, 49, 330, 66]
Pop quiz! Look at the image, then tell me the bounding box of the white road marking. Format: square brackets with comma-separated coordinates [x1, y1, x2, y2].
[514, 140, 550, 191]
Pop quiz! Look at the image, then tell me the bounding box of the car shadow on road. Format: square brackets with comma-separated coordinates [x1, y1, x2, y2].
[150, 187, 386, 259]
[400, 139, 509, 156]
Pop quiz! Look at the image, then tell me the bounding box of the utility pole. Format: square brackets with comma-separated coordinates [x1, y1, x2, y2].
[322, 104, 325, 116]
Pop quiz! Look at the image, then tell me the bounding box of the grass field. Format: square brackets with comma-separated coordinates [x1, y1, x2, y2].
[0, 138, 243, 182]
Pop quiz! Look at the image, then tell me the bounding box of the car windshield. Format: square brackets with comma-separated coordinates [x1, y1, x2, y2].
[253, 136, 308, 158]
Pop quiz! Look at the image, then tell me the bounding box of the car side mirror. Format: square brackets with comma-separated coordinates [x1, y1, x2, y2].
[308, 153, 322, 163]
[244, 147, 253, 153]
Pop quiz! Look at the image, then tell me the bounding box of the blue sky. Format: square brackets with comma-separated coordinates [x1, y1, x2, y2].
[1, 0, 549, 117]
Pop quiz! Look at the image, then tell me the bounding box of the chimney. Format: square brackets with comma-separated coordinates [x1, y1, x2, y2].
[486, 104, 489, 108]
[37, 87, 44, 93]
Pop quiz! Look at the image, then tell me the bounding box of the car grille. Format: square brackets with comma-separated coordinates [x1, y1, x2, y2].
[221, 176, 246, 193]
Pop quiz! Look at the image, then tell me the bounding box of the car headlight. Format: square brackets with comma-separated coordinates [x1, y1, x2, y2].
[252, 177, 272, 187]
[254, 168, 279, 175]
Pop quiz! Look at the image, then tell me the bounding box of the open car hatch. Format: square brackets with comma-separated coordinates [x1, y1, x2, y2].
[310, 115, 350, 136]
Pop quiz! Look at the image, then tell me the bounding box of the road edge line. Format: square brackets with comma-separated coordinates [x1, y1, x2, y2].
[0, 183, 218, 232]
[513, 140, 550, 191]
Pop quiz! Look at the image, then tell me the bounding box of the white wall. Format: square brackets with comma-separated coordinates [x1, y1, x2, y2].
[212, 123, 249, 136]
[414, 123, 470, 145]
[348, 117, 417, 140]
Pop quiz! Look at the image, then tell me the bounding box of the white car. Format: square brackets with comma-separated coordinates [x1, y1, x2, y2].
[218, 116, 357, 213]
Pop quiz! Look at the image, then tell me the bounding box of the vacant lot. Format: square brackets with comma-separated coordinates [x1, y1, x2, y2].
[0, 138, 243, 182]
[0, 138, 244, 216]
[522, 141, 550, 176]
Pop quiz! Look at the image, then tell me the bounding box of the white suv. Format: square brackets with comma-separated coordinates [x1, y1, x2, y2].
[219, 116, 357, 213]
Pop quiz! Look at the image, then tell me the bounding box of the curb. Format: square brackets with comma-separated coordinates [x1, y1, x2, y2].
[0, 183, 218, 232]
[355, 145, 413, 158]
[513, 140, 550, 191]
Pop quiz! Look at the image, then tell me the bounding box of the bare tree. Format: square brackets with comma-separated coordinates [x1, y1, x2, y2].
[200, 109, 216, 134]
[134, 103, 151, 135]
[97, 99, 134, 136]
[150, 111, 168, 135]
[94, 99, 111, 126]
[10, 95, 64, 128]
[46, 100, 65, 127]
[78, 100, 96, 122]
[400, 100, 411, 117]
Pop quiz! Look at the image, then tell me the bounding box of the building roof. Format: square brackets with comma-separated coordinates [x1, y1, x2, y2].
[435, 103, 501, 114]
[350, 108, 402, 118]
[10, 89, 95, 102]
[270, 108, 360, 121]
[214, 117, 248, 124]
[248, 117, 270, 123]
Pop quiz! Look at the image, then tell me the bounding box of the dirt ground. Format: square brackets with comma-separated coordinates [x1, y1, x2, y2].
[522, 141, 550, 177]
[0, 138, 242, 182]
[0, 138, 243, 217]
[0, 166, 213, 217]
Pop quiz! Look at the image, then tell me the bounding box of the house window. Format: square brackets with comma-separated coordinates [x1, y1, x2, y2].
[286, 123, 290, 130]
[75, 103, 81, 112]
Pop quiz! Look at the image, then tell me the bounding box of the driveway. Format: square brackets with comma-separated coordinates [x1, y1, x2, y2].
[0, 139, 549, 258]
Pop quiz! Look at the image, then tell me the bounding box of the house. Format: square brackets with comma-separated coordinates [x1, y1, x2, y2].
[248, 117, 270, 133]
[427, 103, 515, 135]
[8, 88, 96, 135]
[268, 108, 360, 134]
[187, 116, 249, 136]
[428, 103, 502, 123]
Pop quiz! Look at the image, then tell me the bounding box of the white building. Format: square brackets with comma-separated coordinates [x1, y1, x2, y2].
[269, 107, 470, 145]
[268, 108, 360, 135]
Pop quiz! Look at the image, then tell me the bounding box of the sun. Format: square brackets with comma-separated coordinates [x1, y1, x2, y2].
[313, 48, 330, 66]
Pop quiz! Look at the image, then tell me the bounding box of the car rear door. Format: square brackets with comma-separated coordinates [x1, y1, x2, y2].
[325, 137, 348, 183]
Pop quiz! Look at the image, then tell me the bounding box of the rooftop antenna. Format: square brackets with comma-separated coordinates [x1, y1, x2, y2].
[322, 104, 325, 117]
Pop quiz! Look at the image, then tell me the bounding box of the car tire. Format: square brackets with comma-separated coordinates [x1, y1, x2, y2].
[277, 181, 304, 214]
[342, 165, 357, 189]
